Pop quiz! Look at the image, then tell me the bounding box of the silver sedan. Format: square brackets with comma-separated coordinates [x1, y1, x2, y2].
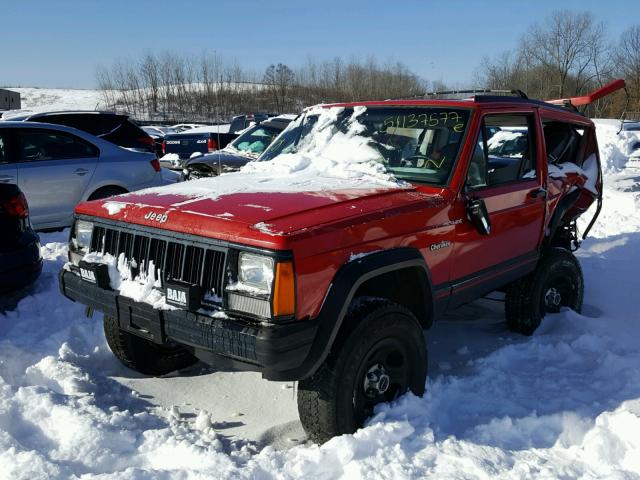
[0, 121, 171, 230]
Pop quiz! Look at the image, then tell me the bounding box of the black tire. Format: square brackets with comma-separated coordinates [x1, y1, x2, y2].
[88, 186, 127, 201]
[297, 300, 427, 444]
[505, 248, 584, 335]
[103, 315, 197, 376]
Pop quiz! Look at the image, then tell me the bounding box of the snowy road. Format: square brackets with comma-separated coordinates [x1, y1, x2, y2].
[1, 141, 640, 477]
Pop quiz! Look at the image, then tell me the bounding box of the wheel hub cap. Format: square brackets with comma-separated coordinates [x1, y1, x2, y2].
[545, 287, 562, 308]
[364, 363, 390, 396]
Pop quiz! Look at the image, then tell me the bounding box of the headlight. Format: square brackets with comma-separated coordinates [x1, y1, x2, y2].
[74, 220, 93, 252]
[238, 253, 274, 294]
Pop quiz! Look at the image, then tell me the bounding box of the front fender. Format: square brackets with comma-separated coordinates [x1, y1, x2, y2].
[266, 247, 433, 380]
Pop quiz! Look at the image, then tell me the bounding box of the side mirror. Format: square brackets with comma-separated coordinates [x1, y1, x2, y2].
[466, 197, 491, 235]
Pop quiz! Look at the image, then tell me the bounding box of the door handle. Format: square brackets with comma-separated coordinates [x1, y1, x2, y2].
[0, 175, 14, 183]
[74, 168, 89, 176]
[529, 187, 547, 199]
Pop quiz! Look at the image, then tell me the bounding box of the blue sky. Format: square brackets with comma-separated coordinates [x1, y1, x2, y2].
[2, 0, 636, 89]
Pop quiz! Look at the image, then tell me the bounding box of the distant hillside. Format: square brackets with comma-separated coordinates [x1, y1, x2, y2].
[9, 87, 105, 113]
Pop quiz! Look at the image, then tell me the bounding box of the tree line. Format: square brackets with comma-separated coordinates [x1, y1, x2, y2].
[96, 11, 640, 122]
[95, 54, 426, 123]
[477, 11, 640, 118]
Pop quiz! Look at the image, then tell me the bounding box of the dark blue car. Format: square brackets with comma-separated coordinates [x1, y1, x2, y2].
[0, 183, 42, 292]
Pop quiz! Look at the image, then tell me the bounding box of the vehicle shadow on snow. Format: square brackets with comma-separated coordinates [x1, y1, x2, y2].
[409, 232, 640, 452]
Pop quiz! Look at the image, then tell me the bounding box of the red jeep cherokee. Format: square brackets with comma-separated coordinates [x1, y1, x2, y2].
[59, 81, 622, 443]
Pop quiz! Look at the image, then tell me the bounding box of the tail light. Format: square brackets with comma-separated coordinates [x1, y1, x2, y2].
[3, 193, 29, 218]
[207, 138, 218, 153]
[150, 158, 161, 172]
[162, 140, 166, 154]
[137, 136, 156, 152]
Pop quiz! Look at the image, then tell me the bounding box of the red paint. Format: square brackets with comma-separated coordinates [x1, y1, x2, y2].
[75, 97, 602, 321]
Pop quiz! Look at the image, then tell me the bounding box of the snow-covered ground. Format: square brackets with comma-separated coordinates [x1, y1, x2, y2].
[1, 125, 640, 479]
[3, 88, 106, 115]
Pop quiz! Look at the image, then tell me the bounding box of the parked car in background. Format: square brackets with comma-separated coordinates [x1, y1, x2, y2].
[8, 111, 156, 153]
[0, 183, 41, 292]
[170, 123, 206, 132]
[0, 122, 168, 230]
[182, 115, 295, 179]
[142, 125, 177, 157]
[161, 114, 277, 170]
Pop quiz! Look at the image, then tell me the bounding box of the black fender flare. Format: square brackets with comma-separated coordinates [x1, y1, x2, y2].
[267, 247, 433, 381]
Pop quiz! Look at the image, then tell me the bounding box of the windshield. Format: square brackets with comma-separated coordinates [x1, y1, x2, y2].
[229, 124, 282, 156]
[258, 106, 470, 185]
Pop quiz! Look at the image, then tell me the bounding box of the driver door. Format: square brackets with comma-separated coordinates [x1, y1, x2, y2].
[449, 112, 546, 305]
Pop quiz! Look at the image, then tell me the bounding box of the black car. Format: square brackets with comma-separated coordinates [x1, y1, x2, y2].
[182, 116, 295, 179]
[0, 183, 42, 292]
[9, 111, 156, 153]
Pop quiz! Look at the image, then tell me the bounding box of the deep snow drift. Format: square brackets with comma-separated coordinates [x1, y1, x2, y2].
[1, 124, 640, 479]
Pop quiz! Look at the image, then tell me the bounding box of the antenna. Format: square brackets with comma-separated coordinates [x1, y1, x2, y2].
[215, 73, 222, 175]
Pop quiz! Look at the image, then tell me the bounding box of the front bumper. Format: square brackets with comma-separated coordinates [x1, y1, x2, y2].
[59, 269, 318, 381]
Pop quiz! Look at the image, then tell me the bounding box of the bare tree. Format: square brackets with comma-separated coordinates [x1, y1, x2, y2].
[263, 63, 295, 112]
[522, 11, 605, 98]
[96, 52, 427, 122]
[616, 25, 640, 114]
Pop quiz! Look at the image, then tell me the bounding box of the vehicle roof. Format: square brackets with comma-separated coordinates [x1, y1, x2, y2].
[321, 96, 587, 119]
[0, 120, 150, 155]
[6, 110, 129, 122]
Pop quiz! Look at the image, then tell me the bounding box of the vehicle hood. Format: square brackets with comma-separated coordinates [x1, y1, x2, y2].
[76, 183, 445, 250]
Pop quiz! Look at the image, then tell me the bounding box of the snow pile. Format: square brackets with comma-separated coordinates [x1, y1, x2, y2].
[81, 251, 172, 310]
[136, 106, 403, 202]
[1, 135, 640, 477]
[593, 119, 640, 171]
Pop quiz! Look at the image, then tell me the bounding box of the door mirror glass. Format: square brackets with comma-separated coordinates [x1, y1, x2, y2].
[466, 197, 491, 235]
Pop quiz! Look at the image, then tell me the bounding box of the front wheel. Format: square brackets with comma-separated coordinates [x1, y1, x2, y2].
[297, 300, 427, 444]
[103, 315, 197, 375]
[505, 248, 584, 335]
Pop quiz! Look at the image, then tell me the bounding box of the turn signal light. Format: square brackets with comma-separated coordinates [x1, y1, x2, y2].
[272, 261, 295, 317]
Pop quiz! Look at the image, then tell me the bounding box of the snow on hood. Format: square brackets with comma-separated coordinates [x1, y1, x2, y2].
[136, 106, 403, 202]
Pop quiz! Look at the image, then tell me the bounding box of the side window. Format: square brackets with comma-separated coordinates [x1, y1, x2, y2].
[0, 133, 6, 164]
[17, 130, 99, 162]
[467, 115, 536, 188]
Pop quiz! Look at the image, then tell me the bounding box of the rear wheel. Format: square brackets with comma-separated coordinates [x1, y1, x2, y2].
[88, 186, 127, 201]
[505, 248, 584, 335]
[297, 300, 427, 444]
[103, 315, 197, 375]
